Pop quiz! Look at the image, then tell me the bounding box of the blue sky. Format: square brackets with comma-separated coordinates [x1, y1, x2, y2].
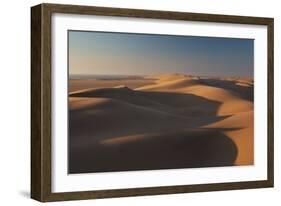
[69, 30, 254, 77]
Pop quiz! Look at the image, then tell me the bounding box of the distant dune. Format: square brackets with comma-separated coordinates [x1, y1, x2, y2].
[68, 73, 254, 173]
[69, 78, 155, 92]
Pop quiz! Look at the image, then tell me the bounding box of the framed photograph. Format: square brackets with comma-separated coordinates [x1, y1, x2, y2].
[31, 3, 274, 202]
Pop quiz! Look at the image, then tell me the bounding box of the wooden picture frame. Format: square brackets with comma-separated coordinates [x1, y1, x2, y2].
[31, 3, 274, 202]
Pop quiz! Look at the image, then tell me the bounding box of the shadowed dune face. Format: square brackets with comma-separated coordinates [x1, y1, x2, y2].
[198, 78, 253, 101]
[70, 87, 223, 117]
[68, 74, 254, 173]
[69, 89, 229, 146]
[69, 129, 238, 173]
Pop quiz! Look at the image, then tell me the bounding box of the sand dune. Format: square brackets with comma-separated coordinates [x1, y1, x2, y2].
[136, 78, 199, 91]
[68, 73, 254, 173]
[204, 111, 254, 165]
[69, 78, 155, 92]
[137, 75, 253, 115]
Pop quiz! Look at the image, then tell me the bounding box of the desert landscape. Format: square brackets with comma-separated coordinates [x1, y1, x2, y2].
[68, 73, 254, 173]
[68, 30, 254, 173]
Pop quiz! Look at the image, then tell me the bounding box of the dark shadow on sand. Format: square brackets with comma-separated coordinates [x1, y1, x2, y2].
[198, 78, 253, 101]
[68, 87, 239, 173]
[69, 129, 238, 173]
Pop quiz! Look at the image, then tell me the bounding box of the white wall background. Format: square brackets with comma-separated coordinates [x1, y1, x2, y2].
[0, 0, 279, 205]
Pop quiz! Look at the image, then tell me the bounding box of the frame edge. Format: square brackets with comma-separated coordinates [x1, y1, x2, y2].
[267, 18, 274, 188]
[31, 4, 43, 202]
[31, 3, 53, 202]
[41, 3, 273, 25]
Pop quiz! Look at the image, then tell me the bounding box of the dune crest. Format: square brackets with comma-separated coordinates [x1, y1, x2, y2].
[137, 75, 253, 115]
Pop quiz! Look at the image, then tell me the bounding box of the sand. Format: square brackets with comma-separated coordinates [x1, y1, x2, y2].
[69, 78, 155, 92]
[68, 73, 254, 173]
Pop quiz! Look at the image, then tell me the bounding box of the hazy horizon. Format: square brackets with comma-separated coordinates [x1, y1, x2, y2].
[69, 31, 254, 77]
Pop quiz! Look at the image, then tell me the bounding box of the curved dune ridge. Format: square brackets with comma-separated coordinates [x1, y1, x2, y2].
[68, 73, 254, 173]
